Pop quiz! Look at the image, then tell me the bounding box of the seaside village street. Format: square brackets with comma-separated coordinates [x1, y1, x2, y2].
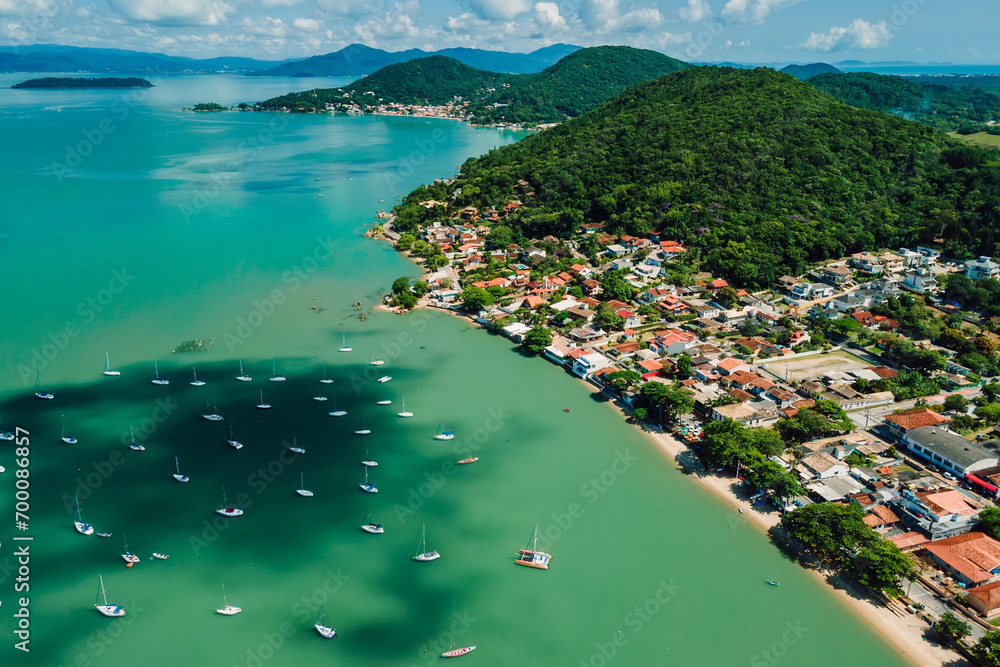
[377, 205, 1000, 664]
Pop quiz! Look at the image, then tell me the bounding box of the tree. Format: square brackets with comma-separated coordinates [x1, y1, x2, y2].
[984, 383, 1000, 403]
[605, 370, 642, 391]
[977, 402, 1000, 425]
[715, 285, 740, 309]
[675, 355, 692, 380]
[391, 277, 411, 294]
[459, 286, 495, 313]
[396, 233, 415, 252]
[970, 629, 1000, 667]
[943, 394, 969, 413]
[413, 281, 430, 296]
[631, 407, 648, 422]
[521, 326, 552, 355]
[594, 303, 623, 330]
[639, 382, 694, 425]
[978, 507, 1000, 540]
[852, 538, 914, 596]
[426, 254, 448, 270]
[935, 611, 971, 643]
[441, 277, 454, 289]
[776, 399, 854, 444]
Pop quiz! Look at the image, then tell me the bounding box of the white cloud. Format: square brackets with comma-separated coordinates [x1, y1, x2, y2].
[534, 2, 565, 29]
[0, 0, 57, 17]
[578, 0, 660, 34]
[800, 19, 892, 52]
[721, 0, 802, 24]
[655, 30, 692, 48]
[679, 0, 711, 23]
[293, 17, 319, 31]
[258, 0, 301, 6]
[465, 0, 531, 21]
[619, 8, 660, 32]
[106, 0, 235, 26]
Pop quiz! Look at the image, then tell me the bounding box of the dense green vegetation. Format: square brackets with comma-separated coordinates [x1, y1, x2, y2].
[392, 67, 1000, 287]
[12, 76, 152, 89]
[809, 71, 1000, 132]
[191, 102, 227, 111]
[342, 56, 515, 106]
[779, 63, 841, 80]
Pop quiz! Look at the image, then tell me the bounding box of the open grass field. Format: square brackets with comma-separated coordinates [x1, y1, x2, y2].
[757, 349, 871, 382]
[948, 131, 1000, 149]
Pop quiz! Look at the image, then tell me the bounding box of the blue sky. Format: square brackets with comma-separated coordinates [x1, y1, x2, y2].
[2, 0, 996, 63]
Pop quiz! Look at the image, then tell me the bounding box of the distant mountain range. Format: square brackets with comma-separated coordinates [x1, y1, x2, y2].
[779, 63, 842, 80]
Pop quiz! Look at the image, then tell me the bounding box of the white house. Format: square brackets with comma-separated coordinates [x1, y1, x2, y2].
[902, 268, 938, 294]
[570, 352, 613, 379]
[967, 256, 1000, 281]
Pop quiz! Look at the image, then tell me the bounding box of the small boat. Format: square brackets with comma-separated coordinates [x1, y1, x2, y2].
[442, 646, 476, 658]
[329, 394, 347, 417]
[152, 553, 169, 560]
[766, 581, 780, 586]
[739, 507, 745, 514]
[515, 525, 550, 570]
[236, 360, 252, 382]
[413, 525, 440, 562]
[216, 487, 244, 517]
[121, 535, 140, 563]
[61, 422, 77, 445]
[190, 367, 206, 387]
[96, 531, 112, 538]
[563, 408, 572, 413]
[216, 584, 242, 615]
[362, 446, 378, 467]
[34, 370, 54, 400]
[355, 414, 370, 435]
[314, 605, 336, 638]
[287, 432, 305, 455]
[95, 575, 126, 617]
[339, 333, 352, 352]
[398, 397, 413, 418]
[172, 456, 190, 483]
[313, 394, 328, 402]
[319, 364, 334, 384]
[103, 352, 121, 377]
[202, 402, 223, 421]
[377, 375, 391, 383]
[296, 472, 314, 497]
[360, 505, 383, 534]
[269, 358, 286, 382]
[370, 350, 385, 366]
[0, 430, 13, 441]
[74, 495, 94, 535]
[256, 389, 271, 409]
[360, 466, 377, 493]
[128, 426, 145, 452]
[151, 360, 168, 386]
[227, 423, 244, 450]
[434, 424, 455, 441]
[376, 399, 392, 406]
[457, 457, 479, 465]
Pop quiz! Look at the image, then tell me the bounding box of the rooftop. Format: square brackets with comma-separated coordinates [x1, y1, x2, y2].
[925, 532, 1000, 585]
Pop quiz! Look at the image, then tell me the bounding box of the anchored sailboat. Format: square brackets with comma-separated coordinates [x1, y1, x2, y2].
[216, 584, 242, 615]
[319, 364, 334, 384]
[287, 432, 305, 455]
[128, 426, 145, 452]
[61, 422, 77, 445]
[256, 389, 271, 409]
[398, 397, 413, 418]
[74, 495, 94, 535]
[269, 358, 286, 382]
[202, 402, 223, 421]
[151, 360, 168, 386]
[190, 366, 205, 387]
[95, 575, 125, 617]
[236, 360, 252, 382]
[34, 370, 54, 400]
[314, 605, 336, 638]
[360, 504, 383, 534]
[413, 525, 440, 562]
[339, 333, 352, 352]
[121, 534, 140, 564]
[172, 456, 189, 483]
[227, 423, 244, 450]
[296, 472, 314, 497]
[360, 466, 377, 493]
[370, 350, 385, 366]
[434, 424, 455, 441]
[514, 525, 551, 570]
[103, 352, 120, 376]
[329, 394, 347, 417]
[216, 487, 244, 517]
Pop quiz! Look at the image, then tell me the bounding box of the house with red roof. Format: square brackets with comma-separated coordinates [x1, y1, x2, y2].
[636, 359, 663, 379]
[615, 309, 641, 329]
[715, 358, 750, 376]
[708, 278, 729, 290]
[925, 532, 1000, 586]
[649, 330, 696, 355]
[883, 408, 950, 439]
[969, 580, 1000, 618]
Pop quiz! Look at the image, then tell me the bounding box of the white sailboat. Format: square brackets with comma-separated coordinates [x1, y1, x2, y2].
[151, 360, 168, 385]
[329, 395, 347, 417]
[269, 358, 286, 382]
[296, 472, 314, 497]
[190, 367, 206, 387]
[227, 423, 244, 450]
[362, 445, 378, 468]
[434, 424, 455, 441]
[202, 402, 223, 421]
[376, 399, 392, 406]
[34, 370, 54, 400]
[360, 505, 383, 534]
[103, 352, 121, 376]
[370, 350, 385, 366]
[236, 360, 252, 382]
[287, 432, 305, 455]
[216, 584, 242, 615]
[339, 333, 352, 352]
[360, 466, 377, 493]
[413, 525, 440, 562]
[74, 495, 94, 535]
[256, 389, 272, 409]
[172, 456, 189, 483]
[314, 606, 336, 638]
[319, 364, 334, 384]
[94, 575, 126, 617]
[128, 426, 145, 451]
[398, 397, 413, 418]
[120, 534, 140, 563]
[216, 487, 244, 517]
[61, 422, 77, 445]
[313, 392, 328, 402]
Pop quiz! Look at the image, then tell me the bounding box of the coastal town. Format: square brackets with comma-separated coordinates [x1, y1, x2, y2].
[373, 197, 1000, 664]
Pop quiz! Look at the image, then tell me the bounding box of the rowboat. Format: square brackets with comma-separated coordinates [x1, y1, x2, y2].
[442, 646, 476, 658]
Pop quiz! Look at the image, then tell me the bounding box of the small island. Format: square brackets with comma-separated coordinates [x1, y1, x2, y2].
[12, 77, 153, 89]
[188, 102, 242, 112]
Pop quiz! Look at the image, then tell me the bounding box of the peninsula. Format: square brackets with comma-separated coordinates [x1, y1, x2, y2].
[12, 76, 153, 89]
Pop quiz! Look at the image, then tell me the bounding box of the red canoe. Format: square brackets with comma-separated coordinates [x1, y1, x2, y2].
[442, 645, 476, 657]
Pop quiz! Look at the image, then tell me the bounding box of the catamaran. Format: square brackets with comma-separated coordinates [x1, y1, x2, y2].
[94, 575, 126, 617]
[103, 352, 120, 376]
[269, 358, 286, 382]
[256, 389, 271, 409]
[377, 375, 391, 383]
[398, 397, 413, 418]
[314, 606, 336, 638]
[128, 426, 145, 451]
[339, 333, 352, 352]
[319, 364, 334, 384]
[287, 432, 305, 455]
[61, 422, 77, 445]
[216, 487, 244, 517]
[74, 495, 94, 535]
[227, 423, 244, 450]
[514, 525, 551, 570]
[190, 367, 205, 386]
[151, 360, 168, 386]
[296, 472, 313, 497]
[172, 456, 189, 483]
[413, 525, 440, 562]
[216, 584, 242, 615]
[370, 350, 385, 366]
[34, 370, 54, 400]
[360, 505, 383, 534]
[434, 424, 455, 441]
[442, 646, 476, 658]
[329, 394, 347, 417]
[202, 402, 224, 421]
[360, 466, 377, 493]
[236, 360, 252, 382]
[121, 534, 140, 563]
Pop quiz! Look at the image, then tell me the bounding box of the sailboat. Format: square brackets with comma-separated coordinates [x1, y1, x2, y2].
[360, 466, 377, 493]
[94, 575, 126, 617]
[190, 367, 205, 387]
[256, 389, 272, 409]
[313, 392, 328, 402]
[398, 397, 413, 418]
[151, 360, 168, 385]
[236, 360, 252, 382]
[227, 423, 244, 450]
[61, 422, 77, 445]
[314, 606, 336, 638]
[370, 350, 385, 366]
[339, 333, 352, 352]
[360, 505, 383, 534]
[413, 525, 440, 562]
[514, 525, 551, 570]
[172, 456, 189, 483]
[287, 432, 305, 455]
[269, 358, 286, 382]
[74, 495, 94, 535]
[319, 364, 334, 384]
[354, 411, 370, 435]
[121, 534, 140, 563]
[103, 352, 121, 376]
[128, 426, 145, 451]
[216, 487, 244, 517]
[434, 424, 455, 441]
[216, 584, 242, 615]
[376, 399, 392, 406]
[296, 472, 313, 497]
[202, 402, 223, 421]
[329, 395, 347, 417]
[34, 370, 54, 400]
[362, 446, 378, 468]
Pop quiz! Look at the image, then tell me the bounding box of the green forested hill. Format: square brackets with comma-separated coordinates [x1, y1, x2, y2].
[392, 67, 1000, 287]
[468, 46, 689, 124]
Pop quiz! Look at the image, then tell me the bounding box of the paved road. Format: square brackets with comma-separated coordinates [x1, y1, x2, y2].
[907, 578, 987, 642]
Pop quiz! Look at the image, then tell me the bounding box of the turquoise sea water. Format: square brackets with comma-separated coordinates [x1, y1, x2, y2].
[0, 74, 909, 666]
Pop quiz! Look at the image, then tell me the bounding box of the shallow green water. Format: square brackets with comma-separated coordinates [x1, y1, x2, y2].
[0, 74, 908, 666]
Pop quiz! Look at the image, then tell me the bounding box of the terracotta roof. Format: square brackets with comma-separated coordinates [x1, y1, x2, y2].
[637, 359, 663, 372]
[968, 580, 1000, 611]
[867, 366, 899, 379]
[884, 408, 950, 431]
[615, 342, 641, 354]
[925, 533, 1000, 584]
[801, 452, 843, 475]
[863, 505, 900, 527]
[848, 493, 875, 507]
[792, 399, 816, 409]
[887, 531, 929, 550]
[727, 388, 754, 403]
[716, 358, 746, 373]
[916, 489, 979, 518]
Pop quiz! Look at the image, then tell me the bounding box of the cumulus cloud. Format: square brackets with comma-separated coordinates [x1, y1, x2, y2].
[679, 0, 711, 23]
[655, 30, 692, 48]
[465, 0, 531, 21]
[800, 19, 892, 52]
[293, 17, 319, 30]
[721, 0, 802, 24]
[579, 0, 660, 33]
[106, 0, 234, 26]
[618, 7, 660, 32]
[534, 2, 565, 29]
